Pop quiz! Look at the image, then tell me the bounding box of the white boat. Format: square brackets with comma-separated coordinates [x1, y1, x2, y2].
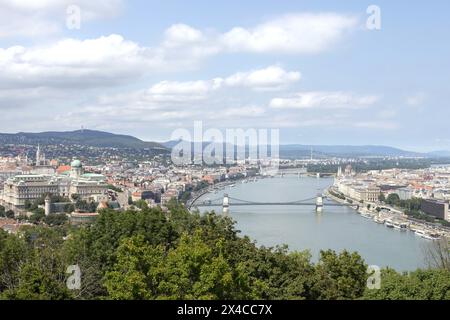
[361, 212, 373, 219]
[415, 230, 441, 240]
[393, 221, 408, 231]
[373, 216, 385, 224]
[385, 220, 395, 228]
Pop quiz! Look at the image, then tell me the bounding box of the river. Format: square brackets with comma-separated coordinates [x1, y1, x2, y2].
[196, 176, 431, 271]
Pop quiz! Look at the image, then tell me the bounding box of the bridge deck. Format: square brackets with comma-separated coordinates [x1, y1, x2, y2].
[195, 202, 358, 207]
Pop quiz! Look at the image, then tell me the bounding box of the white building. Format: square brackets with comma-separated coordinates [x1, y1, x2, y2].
[0, 159, 108, 208]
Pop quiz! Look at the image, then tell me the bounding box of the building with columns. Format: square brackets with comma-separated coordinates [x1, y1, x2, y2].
[0, 159, 108, 208]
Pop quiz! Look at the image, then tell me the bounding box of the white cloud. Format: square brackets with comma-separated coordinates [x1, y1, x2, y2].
[0, 34, 163, 89]
[0, 12, 358, 90]
[222, 65, 301, 90]
[93, 66, 300, 107]
[270, 91, 379, 109]
[406, 92, 426, 106]
[354, 121, 398, 130]
[0, 39, 301, 91]
[221, 13, 358, 54]
[163, 24, 207, 47]
[221, 106, 266, 118]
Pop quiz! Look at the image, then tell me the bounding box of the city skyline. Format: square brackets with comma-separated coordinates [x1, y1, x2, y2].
[0, 0, 449, 152]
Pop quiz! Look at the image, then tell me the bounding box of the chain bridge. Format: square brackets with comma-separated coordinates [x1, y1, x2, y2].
[189, 194, 360, 213]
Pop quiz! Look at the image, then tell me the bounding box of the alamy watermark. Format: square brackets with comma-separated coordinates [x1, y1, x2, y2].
[170, 121, 280, 174]
[367, 265, 381, 290]
[66, 264, 81, 290]
[367, 5, 382, 30]
[66, 5, 81, 30]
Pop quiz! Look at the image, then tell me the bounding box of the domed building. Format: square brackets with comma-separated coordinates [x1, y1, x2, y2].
[1, 158, 108, 208]
[70, 159, 83, 178]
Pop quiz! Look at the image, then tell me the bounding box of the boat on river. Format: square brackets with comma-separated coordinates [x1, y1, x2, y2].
[385, 220, 395, 228]
[393, 221, 408, 231]
[373, 216, 385, 224]
[414, 229, 441, 240]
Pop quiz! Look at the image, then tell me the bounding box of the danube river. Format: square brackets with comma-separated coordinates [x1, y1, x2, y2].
[196, 176, 430, 271]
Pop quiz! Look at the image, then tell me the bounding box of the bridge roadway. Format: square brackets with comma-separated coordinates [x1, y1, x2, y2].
[191, 196, 360, 209]
[194, 202, 358, 207]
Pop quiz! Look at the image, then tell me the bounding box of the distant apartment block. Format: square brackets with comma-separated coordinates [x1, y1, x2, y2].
[421, 199, 450, 222]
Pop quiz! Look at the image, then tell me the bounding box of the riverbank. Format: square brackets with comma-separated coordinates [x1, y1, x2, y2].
[187, 175, 264, 209]
[324, 186, 450, 241]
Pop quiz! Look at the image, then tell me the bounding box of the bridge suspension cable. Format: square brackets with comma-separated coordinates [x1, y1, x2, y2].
[228, 196, 318, 205]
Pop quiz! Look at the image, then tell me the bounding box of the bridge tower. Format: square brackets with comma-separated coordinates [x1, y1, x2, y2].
[223, 194, 230, 214]
[44, 195, 51, 216]
[316, 195, 323, 212]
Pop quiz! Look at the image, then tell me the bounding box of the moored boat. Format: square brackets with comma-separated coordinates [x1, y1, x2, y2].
[415, 229, 441, 240]
[393, 221, 408, 231]
[373, 216, 385, 224]
[385, 220, 395, 228]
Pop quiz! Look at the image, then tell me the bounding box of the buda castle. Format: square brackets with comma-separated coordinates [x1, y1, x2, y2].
[0, 147, 108, 208]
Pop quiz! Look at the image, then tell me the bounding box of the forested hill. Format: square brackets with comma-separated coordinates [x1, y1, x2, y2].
[0, 130, 168, 150]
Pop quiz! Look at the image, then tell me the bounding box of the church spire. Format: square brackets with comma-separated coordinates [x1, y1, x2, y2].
[36, 144, 41, 166]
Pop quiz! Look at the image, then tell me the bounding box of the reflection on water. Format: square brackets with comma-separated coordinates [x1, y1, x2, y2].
[197, 176, 429, 271]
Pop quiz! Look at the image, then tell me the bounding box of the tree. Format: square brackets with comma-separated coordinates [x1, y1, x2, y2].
[71, 194, 80, 201]
[1, 227, 72, 300]
[1, 202, 449, 301]
[364, 268, 450, 300]
[104, 235, 163, 299]
[5, 210, 15, 219]
[424, 239, 450, 271]
[134, 199, 148, 210]
[309, 250, 368, 300]
[44, 214, 68, 226]
[378, 193, 386, 202]
[0, 230, 28, 295]
[386, 193, 400, 206]
[105, 231, 253, 300]
[29, 209, 45, 224]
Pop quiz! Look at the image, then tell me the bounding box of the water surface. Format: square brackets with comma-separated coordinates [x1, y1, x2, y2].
[197, 176, 429, 271]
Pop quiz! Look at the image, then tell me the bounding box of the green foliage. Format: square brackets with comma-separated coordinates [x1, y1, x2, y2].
[44, 214, 68, 226]
[133, 199, 149, 210]
[364, 268, 450, 300]
[5, 210, 15, 219]
[75, 200, 97, 213]
[0, 202, 448, 300]
[29, 209, 45, 224]
[386, 193, 401, 206]
[0, 227, 72, 300]
[310, 250, 368, 300]
[107, 184, 123, 193]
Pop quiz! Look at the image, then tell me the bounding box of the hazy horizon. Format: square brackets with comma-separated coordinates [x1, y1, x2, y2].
[0, 127, 447, 154]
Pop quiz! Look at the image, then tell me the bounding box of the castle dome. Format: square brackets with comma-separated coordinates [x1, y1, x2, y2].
[71, 159, 82, 168]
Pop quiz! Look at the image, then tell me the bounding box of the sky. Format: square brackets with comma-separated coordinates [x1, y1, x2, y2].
[0, 0, 449, 151]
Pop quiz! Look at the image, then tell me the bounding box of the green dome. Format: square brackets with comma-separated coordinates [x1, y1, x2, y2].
[71, 159, 82, 168]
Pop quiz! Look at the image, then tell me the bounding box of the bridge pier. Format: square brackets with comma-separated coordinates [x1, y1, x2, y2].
[223, 194, 229, 214]
[316, 195, 323, 212]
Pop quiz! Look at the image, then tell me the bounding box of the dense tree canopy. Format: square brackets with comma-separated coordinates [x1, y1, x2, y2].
[0, 202, 449, 300]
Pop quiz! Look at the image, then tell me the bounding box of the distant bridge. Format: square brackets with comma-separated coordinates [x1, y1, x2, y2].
[189, 194, 360, 213]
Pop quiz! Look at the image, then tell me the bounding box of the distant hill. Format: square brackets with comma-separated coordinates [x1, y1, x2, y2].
[279, 145, 424, 158]
[163, 141, 432, 158]
[426, 150, 450, 158]
[0, 130, 168, 151]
